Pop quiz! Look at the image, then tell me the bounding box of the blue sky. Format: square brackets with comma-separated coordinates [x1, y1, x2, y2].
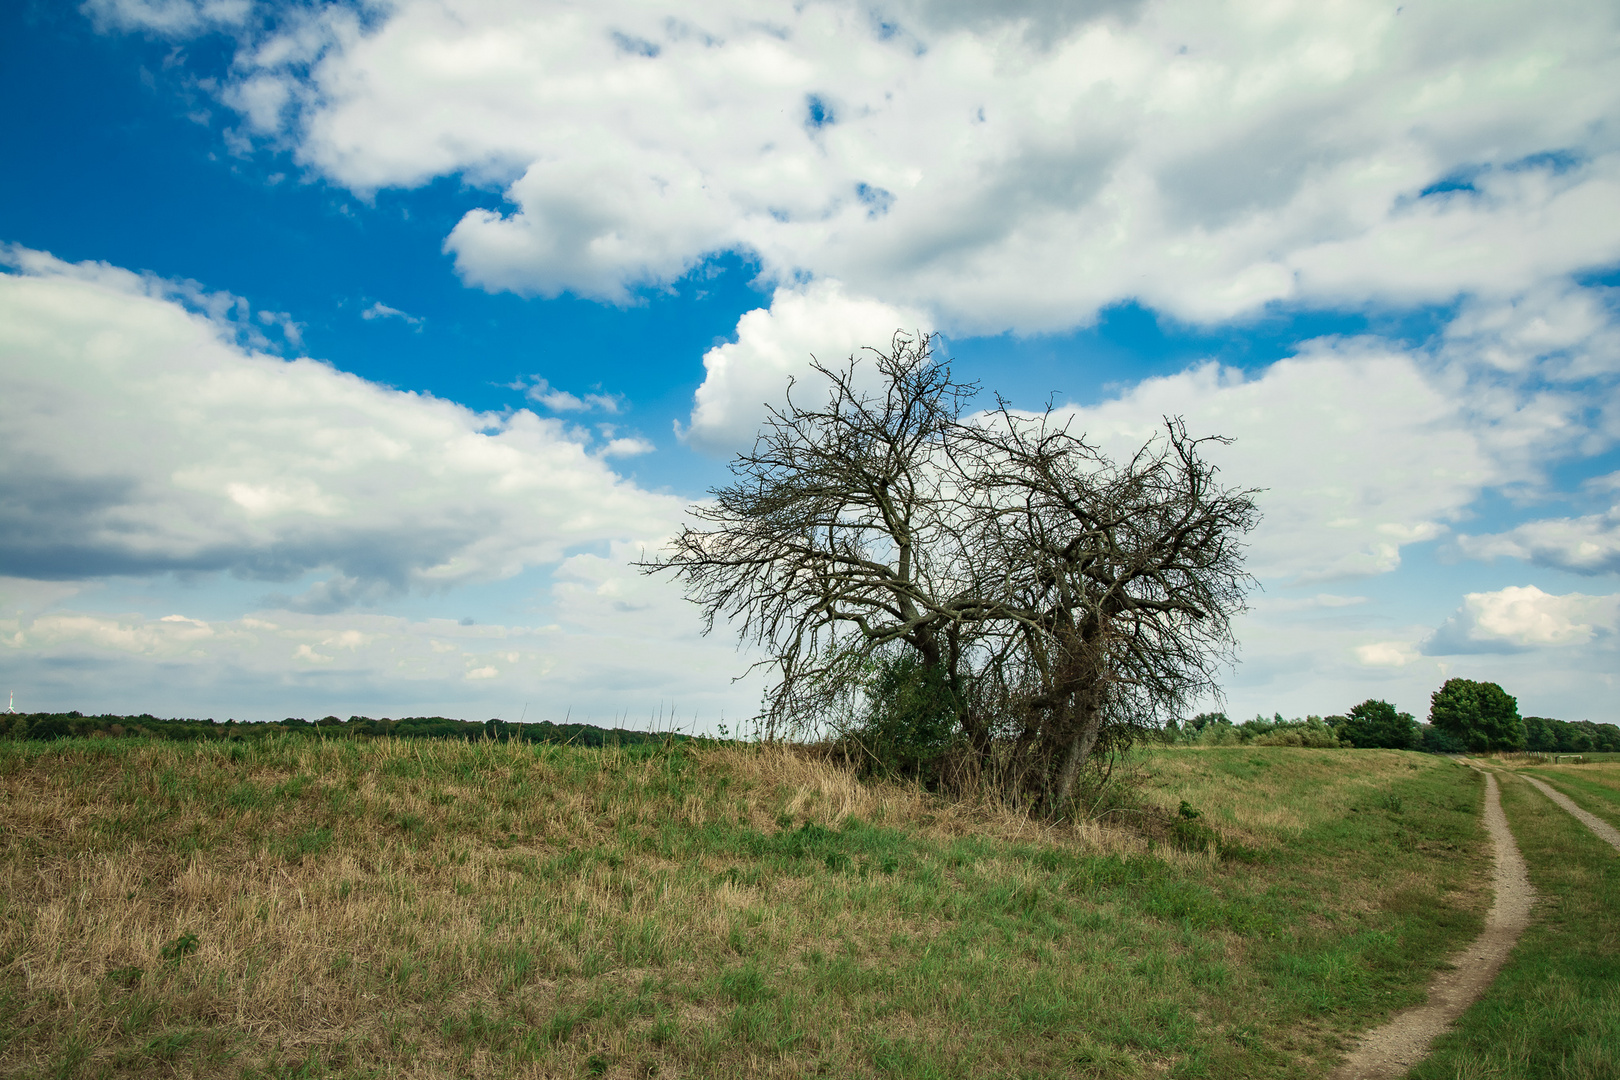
[3, 0, 1617, 728]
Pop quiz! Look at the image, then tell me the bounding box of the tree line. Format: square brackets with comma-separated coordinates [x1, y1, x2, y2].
[1174, 677, 1618, 754]
[0, 712, 685, 747]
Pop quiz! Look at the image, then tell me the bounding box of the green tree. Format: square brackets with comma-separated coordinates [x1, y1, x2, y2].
[1428, 678, 1525, 752]
[1523, 715, 1556, 752]
[1338, 699, 1418, 749]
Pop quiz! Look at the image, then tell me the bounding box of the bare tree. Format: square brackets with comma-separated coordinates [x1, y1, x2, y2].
[643, 334, 1259, 811]
[952, 408, 1260, 808]
[646, 333, 974, 735]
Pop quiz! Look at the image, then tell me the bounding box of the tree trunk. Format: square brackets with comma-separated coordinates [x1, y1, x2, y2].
[1050, 703, 1104, 811]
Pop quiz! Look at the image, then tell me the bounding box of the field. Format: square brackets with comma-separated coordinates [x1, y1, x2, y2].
[0, 738, 1493, 1079]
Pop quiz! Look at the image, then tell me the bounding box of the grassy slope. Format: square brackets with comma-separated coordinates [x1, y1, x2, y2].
[0, 739, 1487, 1080]
[1408, 765, 1620, 1080]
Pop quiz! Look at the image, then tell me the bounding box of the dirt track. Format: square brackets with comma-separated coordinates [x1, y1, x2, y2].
[1521, 775, 1620, 852]
[1328, 771, 1535, 1080]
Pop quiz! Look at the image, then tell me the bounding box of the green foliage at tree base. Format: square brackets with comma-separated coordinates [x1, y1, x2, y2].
[845, 652, 961, 784]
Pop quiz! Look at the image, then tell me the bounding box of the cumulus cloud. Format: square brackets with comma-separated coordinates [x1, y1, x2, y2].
[1043, 339, 1497, 584]
[0, 243, 301, 353]
[1443, 282, 1620, 382]
[1354, 641, 1421, 668]
[164, 0, 1620, 330]
[0, 247, 682, 600]
[1423, 584, 1620, 654]
[684, 279, 931, 453]
[600, 436, 656, 458]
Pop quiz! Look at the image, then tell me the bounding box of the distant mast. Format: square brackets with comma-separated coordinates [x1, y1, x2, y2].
[6, 691, 14, 713]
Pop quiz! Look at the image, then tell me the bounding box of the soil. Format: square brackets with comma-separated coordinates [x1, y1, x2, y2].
[1521, 775, 1620, 852]
[1328, 771, 1535, 1080]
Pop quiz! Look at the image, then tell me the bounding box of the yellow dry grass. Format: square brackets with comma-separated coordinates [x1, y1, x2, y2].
[1134, 746, 1441, 844]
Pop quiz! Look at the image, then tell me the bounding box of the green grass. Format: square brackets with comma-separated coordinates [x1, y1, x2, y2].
[0, 737, 1490, 1079]
[1408, 768, 1620, 1080]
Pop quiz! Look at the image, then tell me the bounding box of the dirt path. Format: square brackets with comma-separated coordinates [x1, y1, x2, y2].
[1522, 775, 1620, 852]
[1328, 772, 1535, 1080]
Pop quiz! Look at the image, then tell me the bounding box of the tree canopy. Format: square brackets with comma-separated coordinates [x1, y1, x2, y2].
[1428, 678, 1525, 753]
[1337, 699, 1419, 749]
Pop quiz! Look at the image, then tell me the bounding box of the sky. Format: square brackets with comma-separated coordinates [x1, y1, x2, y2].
[2, 0, 1618, 729]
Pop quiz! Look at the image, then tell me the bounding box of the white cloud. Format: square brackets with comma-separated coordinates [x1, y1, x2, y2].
[82, 0, 251, 35]
[1443, 282, 1620, 381]
[0, 246, 683, 602]
[1424, 584, 1620, 654]
[1045, 339, 1497, 584]
[509, 377, 623, 415]
[684, 279, 931, 453]
[600, 436, 656, 458]
[1206, 596, 1617, 724]
[1458, 505, 1620, 576]
[0, 558, 766, 726]
[184, 0, 1620, 330]
[1354, 641, 1420, 668]
[360, 300, 423, 328]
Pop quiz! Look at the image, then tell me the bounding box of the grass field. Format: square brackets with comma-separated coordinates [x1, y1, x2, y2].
[0, 738, 1491, 1079]
[1409, 760, 1620, 1080]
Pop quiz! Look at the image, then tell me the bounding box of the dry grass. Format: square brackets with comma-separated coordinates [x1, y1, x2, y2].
[1133, 746, 1453, 841]
[0, 737, 1489, 1079]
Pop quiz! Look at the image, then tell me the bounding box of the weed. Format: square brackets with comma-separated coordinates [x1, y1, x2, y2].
[159, 931, 199, 962]
[145, 1028, 197, 1060]
[104, 965, 144, 989]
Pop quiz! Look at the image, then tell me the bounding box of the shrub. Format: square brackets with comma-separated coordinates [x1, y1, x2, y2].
[1249, 715, 1342, 747]
[1337, 699, 1419, 749]
[1417, 723, 1466, 754]
[847, 651, 961, 783]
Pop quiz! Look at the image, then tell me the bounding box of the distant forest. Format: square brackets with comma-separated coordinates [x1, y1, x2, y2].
[3, 709, 1613, 753]
[1, 712, 686, 747]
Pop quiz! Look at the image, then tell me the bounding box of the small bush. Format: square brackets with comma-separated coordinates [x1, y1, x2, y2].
[846, 652, 960, 784]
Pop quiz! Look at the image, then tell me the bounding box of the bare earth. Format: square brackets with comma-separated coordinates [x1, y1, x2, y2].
[1521, 775, 1620, 852]
[1328, 772, 1535, 1080]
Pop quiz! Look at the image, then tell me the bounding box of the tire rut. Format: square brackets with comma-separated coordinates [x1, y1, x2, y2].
[1521, 775, 1620, 852]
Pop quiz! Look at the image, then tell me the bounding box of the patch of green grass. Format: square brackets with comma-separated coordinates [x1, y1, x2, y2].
[1408, 770, 1620, 1080]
